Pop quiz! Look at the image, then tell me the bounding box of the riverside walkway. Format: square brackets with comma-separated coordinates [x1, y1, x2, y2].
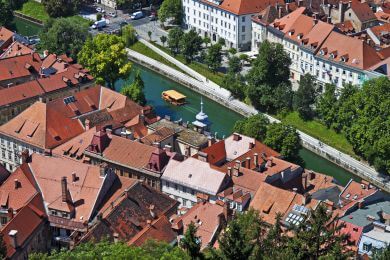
[128, 39, 390, 192]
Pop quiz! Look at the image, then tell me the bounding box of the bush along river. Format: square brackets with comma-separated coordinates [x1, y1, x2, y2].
[11, 16, 43, 36]
[117, 64, 359, 186]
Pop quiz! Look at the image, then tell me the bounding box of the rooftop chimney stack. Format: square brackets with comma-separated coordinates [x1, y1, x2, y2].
[61, 177, 68, 203]
[7, 208, 14, 220]
[278, 6, 282, 19]
[8, 230, 18, 248]
[21, 149, 30, 164]
[327, 16, 332, 24]
[14, 179, 20, 189]
[85, 119, 90, 130]
[198, 151, 209, 162]
[233, 133, 241, 141]
[227, 167, 232, 177]
[254, 153, 259, 167]
[100, 162, 109, 177]
[72, 172, 77, 182]
[246, 157, 251, 169]
[149, 204, 156, 219]
[298, 0, 304, 7]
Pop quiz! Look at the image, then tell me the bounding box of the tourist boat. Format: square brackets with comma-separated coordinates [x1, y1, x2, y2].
[161, 90, 187, 106]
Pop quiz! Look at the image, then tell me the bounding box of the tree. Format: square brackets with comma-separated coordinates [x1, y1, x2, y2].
[227, 56, 242, 74]
[316, 83, 337, 128]
[121, 24, 137, 47]
[0, 233, 6, 259]
[38, 17, 88, 59]
[5, 0, 26, 10]
[238, 53, 249, 66]
[217, 37, 225, 47]
[205, 43, 222, 72]
[180, 29, 202, 63]
[228, 47, 237, 56]
[287, 204, 350, 259]
[120, 70, 146, 105]
[373, 245, 390, 260]
[30, 240, 190, 259]
[203, 36, 211, 47]
[78, 34, 132, 89]
[96, 13, 102, 21]
[167, 27, 183, 54]
[0, 1, 13, 27]
[264, 123, 303, 164]
[42, 0, 78, 18]
[180, 222, 202, 259]
[148, 30, 152, 41]
[294, 74, 320, 120]
[160, 35, 167, 46]
[233, 114, 269, 141]
[332, 83, 359, 133]
[222, 73, 246, 100]
[158, 0, 182, 25]
[246, 40, 292, 113]
[343, 77, 390, 174]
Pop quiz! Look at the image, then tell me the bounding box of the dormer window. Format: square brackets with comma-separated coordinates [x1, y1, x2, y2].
[330, 51, 337, 59]
[340, 54, 349, 62]
[297, 33, 303, 39]
[288, 29, 295, 36]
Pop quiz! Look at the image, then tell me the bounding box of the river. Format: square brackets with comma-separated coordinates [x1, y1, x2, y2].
[116, 65, 359, 186]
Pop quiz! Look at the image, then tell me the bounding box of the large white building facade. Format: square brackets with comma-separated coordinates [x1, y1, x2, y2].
[251, 7, 384, 89]
[182, 0, 283, 50]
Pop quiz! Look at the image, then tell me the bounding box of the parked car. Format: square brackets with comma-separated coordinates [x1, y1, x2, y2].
[108, 12, 117, 18]
[91, 19, 107, 29]
[130, 11, 144, 20]
[149, 14, 157, 21]
[96, 7, 102, 12]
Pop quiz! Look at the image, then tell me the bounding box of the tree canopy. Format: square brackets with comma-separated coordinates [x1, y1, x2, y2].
[120, 70, 146, 105]
[167, 27, 184, 54]
[246, 40, 292, 113]
[180, 222, 202, 259]
[30, 240, 190, 260]
[205, 43, 222, 73]
[180, 29, 203, 63]
[42, 0, 79, 18]
[0, 1, 13, 27]
[294, 74, 320, 120]
[316, 83, 337, 128]
[158, 0, 183, 25]
[233, 114, 269, 141]
[39, 17, 88, 59]
[78, 34, 132, 89]
[121, 24, 137, 47]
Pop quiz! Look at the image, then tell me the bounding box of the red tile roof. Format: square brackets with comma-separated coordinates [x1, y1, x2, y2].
[350, 0, 376, 22]
[0, 41, 33, 59]
[1, 193, 46, 259]
[201, 0, 284, 15]
[0, 27, 14, 49]
[338, 220, 363, 252]
[0, 80, 45, 107]
[0, 53, 42, 83]
[141, 127, 175, 145]
[339, 180, 378, 211]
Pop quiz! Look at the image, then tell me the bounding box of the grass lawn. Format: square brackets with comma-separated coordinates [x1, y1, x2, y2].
[17, 0, 49, 22]
[278, 111, 355, 157]
[129, 41, 189, 75]
[66, 15, 93, 27]
[152, 43, 225, 86]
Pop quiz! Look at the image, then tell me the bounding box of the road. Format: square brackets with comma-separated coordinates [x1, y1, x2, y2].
[129, 38, 390, 192]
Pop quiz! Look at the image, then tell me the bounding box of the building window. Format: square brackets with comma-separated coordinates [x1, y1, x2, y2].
[0, 217, 7, 225]
[241, 26, 245, 32]
[242, 16, 245, 22]
[363, 242, 372, 252]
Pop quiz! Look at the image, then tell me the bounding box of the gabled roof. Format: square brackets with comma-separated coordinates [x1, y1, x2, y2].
[0, 27, 14, 49]
[1, 193, 46, 259]
[0, 80, 45, 107]
[0, 53, 42, 83]
[141, 127, 175, 146]
[201, 0, 284, 16]
[0, 41, 33, 59]
[271, 7, 306, 32]
[0, 101, 84, 149]
[350, 0, 376, 22]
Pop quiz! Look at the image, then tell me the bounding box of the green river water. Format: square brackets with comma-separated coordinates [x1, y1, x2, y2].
[10, 18, 358, 185]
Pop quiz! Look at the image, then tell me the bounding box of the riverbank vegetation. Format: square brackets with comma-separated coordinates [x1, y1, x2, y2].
[17, 0, 49, 22]
[0, 1, 13, 27]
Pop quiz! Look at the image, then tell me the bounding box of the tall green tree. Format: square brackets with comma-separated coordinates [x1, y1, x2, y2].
[227, 56, 242, 74]
[120, 70, 146, 105]
[5, 0, 26, 10]
[264, 123, 303, 164]
[78, 34, 132, 89]
[167, 27, 183, 54]
[205, 43, 222, 72]
[0, 233, 6, 259]
[180, 222, 202, 260]
[222, 73, 246, 100]
[121, 24, 137, 47]
[233, 114, 269, 141]
[293, 74, 320, 120]
[42, 0, 78, 18]
[246, 40, 292, 113]
[0, 1, 13, 27]
[332, 83, 359, 133]
[160, 35, 167, 46]
[180, 29, 202, 63]
[203, 36, 211, 47]
[39, 17, 88, 59]
[316, 83, 337, 128]
[158, 0, 182, 25]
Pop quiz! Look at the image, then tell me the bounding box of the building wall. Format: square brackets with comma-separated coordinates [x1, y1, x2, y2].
[99, 0, 117, 9]
[182, 0, 253, 50]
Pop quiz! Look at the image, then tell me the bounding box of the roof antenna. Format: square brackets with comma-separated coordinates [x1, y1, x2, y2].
[200, 97, 204, 113]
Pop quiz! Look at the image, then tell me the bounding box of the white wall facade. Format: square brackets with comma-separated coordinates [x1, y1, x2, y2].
[182, 0, 253, 50]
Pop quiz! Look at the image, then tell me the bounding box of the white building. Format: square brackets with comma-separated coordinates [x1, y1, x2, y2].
[161, 157, 229, 208]
[182, 0, 283, 50]
[252, 7, 384, 89]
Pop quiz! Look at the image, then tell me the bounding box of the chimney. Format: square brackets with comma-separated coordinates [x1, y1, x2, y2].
[227, 167, 232, 177]
[208, 138, 215, 147]
[327, 16, 332, 24]
[21, 149, 30, 163]
[313, 18, 318, 25]
[286, 3, 290, 13]
[328, 4, 332, 17]
[72, 172, 77, 182]
[298, 0, 304, 7]
[147, 219, 152, 226]
[85, 119, 90, 130]
[152, 142, 160, 148]
[254, 153, 259, 167]
[43, 50, 49, 58]
[303, 174, 308, 189]
[8, 230, 18, 248]
[246, 157, 251, 169]
[113, 233, 119, 243]
[278, 6, 282, 19]
[44, 149, 52, 156]
[309, 170, 315, 180]
[61, 177, 68, 203]
[249, 142, 255, 149]
[198, 151, 208, 162]
[233, 165, 240, 177]
[232, 133, 241, 141]
[358, 201, 364, 209]
[348, 0, 351, 8]
[339, 1, 346, 23]
[14, 179, 20, 189]
[149, 204, 156, 219]
[302, 193, 311, 205]
[164, 144, 172, 152]
[100, 162, 109, 177]
[185, 146, 191, 158]
[7, 208, 14, 221]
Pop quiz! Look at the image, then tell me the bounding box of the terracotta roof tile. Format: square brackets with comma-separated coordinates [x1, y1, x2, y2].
[201, 0, 284, 15]
[0, 53, 42, 83]
[0, 27, 14, 49]
[0, 41, 33, 59]
[141, 127, 175, 145]
[0, 80, 44, 107]
[350, 0, 376, 22]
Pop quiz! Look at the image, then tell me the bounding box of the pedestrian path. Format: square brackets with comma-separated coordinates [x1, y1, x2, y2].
[127, 40, 389, 192]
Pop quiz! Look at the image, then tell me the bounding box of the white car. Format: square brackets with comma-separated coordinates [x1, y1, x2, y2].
[96, 7, 102, 12]
[108, 12, 117, 17]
